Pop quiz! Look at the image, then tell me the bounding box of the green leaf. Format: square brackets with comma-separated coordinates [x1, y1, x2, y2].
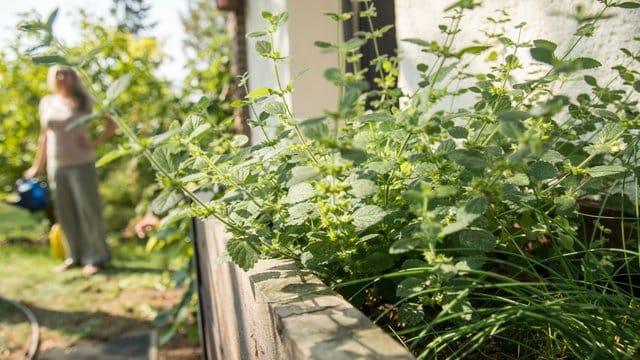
[106, 73, 133, 103]
[360, 112, 394, 124]
[152, 147, 178, 173]
[231, 134, 249, 147]
[96, 147, 129, 167]
[246, 30, 267, 38]
[300, 117, 329, 141]
[584, 75, 598, 86]
[188, 124, 211, 140]
[348, 179, 377, 199]
[527, 161, 557, 181]
[151, 190, 182, 215]
[46, 8, 60, 30]
[633, 80, 640, 92]
[287, 166, 321, 186]
[448, 126, 468, 139]
[246, 87, 270, 99]
[402, 38, 430, 47]
[352, 205, 387, 232]
[499, 117, 526, 139]
[440, 197, 487, 236]
[288, 202, 320, 225]
[448, 149, 488, 169]
[397, 303, 425, 326]
[363, 252, 394, 273]
[458, 229, 496, 252]
[615, 2, 640, 8]
[284, 182, 315, 204]
[343, 38, 366, 51]
[255, 40, 272, 56]
[575, 23, 595, 37]
[456, 45, 491, 57]
[151, 128, 183, 146]
[31, 54, 70, 65]
[554, 197, 577, 216]
[396, 278, 424, 298]
[595, 109, 620, 122]
[506, 173, 529, 186]
[598, 122, 625, 142]
[226, 236, 261, 271]
[530, 47, 555, 65]
[533, 39, 557, 51]
[65, 113, 100, 131]
[263, 101, 287, 115]
[572, 57, 602, 70]
[587, 165, 627, 178]
[313, 40, 332, 49]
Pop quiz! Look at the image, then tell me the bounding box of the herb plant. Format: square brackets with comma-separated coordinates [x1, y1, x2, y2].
[22, 0, 640, 358]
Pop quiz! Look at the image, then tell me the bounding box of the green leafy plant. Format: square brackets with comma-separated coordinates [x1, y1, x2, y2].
[20, 0, 640, 358]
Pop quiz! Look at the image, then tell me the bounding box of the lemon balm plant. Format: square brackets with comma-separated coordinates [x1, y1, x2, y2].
[21, 0, 640, 358]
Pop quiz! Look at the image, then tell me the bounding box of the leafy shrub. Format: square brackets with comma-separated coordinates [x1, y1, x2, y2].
[21, 0, 640, 358]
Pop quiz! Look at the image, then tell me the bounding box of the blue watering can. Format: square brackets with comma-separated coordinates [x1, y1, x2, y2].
[6, 178, 49, 212]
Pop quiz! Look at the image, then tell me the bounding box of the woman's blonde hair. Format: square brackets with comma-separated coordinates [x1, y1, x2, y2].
[46, 65, 92, 114]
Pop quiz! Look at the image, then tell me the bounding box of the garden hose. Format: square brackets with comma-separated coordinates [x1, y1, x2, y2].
[0, 296, 39, 360]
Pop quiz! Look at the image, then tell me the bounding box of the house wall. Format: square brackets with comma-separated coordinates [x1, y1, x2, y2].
[245, 0, 341, 143]
[395, 0, 640, 97]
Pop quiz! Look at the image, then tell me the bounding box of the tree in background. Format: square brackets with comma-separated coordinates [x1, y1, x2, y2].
[0, 37, 48, 193]
[110, 0, 156, 34]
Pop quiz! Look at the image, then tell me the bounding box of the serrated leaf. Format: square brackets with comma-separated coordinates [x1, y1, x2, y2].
[584, 75, 598, 86]
[448, 149, 488, 169]
[396, 278, 424, 298]
[448, 126, 468, 139]
[530, 47, 555, 64]
[397, 303, 425, 326]
[300, 117, 329, 141]
[598, 122, 625, 142]
[284, 182, 315, 204]
[151, 190, 182, 215]
[288, 202, 320, 225]
[541, 150, 565, 164]
[188, 123, 211, 140]
[506, 173, 529, 186]
[263, 101, 287, 115]
[231, 134, 249, 147]
[458, 229, 496, 252]
[151, 128, 183, 146]
[533, 39, 557, 51]
[527, 161, 557, 181]
[152, 147, 178, 173]
[106, 74, 132, 103]
[287, 166, 321, 186]
[554, 197, 576, 216]
[348, 179, 376, 199]
[352, 205, 386, 232]
[96, 147, 129, 167]
[587, 165, 627, 178]
[255, 40, 272, 55]
[226, 236, 261, 271]
[440, 197, 487, 236]
[595, 109, 620, 122]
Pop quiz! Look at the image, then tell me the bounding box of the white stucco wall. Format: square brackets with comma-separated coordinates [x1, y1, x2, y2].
[245, 0, 340, 143]
[396, 0, 640, 97]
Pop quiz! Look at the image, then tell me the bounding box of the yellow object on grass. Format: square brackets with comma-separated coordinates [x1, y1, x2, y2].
[49, 224, 65, 259]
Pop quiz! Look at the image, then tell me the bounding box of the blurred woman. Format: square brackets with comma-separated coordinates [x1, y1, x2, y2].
[25, 66, 116, 276]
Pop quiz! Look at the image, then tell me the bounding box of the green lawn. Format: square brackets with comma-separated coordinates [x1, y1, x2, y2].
[0, 203, 199, 359]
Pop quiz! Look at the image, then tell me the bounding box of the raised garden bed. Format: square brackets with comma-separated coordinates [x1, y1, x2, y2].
[191, 218, 414, 360]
